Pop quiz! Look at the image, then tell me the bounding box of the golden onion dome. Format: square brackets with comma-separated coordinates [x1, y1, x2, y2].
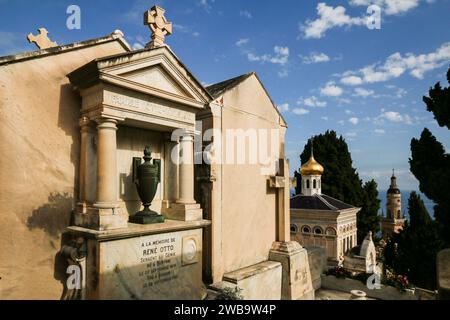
[300, 153, 324, 176]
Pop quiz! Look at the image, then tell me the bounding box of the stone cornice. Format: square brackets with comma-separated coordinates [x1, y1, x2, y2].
[0, 30, 131, 66]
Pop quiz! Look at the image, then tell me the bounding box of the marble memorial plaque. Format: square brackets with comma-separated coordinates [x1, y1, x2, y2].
[96, 229, 202, 300]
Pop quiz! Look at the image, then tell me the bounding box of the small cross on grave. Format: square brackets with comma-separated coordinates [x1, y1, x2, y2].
[27, 28, 57, 50]
[144, 6, 173, 48]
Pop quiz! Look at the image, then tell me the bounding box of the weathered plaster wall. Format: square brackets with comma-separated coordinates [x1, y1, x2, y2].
[0, 40, 127, 299]
[219, 75, 286, 275]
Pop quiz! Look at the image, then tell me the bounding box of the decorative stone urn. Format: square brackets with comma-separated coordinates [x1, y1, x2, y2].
[129, 146, 165, 224]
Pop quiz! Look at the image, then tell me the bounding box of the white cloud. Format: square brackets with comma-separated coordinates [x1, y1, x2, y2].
[395, 87, 407, 98]
[278, 69, 289, 78]
[383, 111, 410, 123]
[345, 109, 353, 114]
[301, 0, 435, 39]
[132, 42, 144, 50]
[338, 120, 345, 125]
[293, 108, 310, 116]
[378, 111, 413, 124]
[301, 52, 330, 64]
[321, 116, 329, 121]
[235, 38, 249, 47]
[349, 117, 360, 125]
[199, 0, 215, 11]
[320, 82, 343, 97]
[300, 3, 365, 39]
[240, 10, 252, 19]
[300, 96, 327, 108]
[341, 75, 363, 85]
[339, 42, 450, 85]
[247, 46, 289, 66]
[338, 98, 352, 104]
[277, 103, 290, 112]
[374, 128, 386, 134]
[353, 87, 375, 97]
[349, 0, 427, 16]
[247, 46, 289, 78]
[173, 24, 200, 37]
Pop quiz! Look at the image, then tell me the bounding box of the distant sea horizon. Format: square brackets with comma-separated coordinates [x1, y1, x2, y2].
[378, 189, 435, 221]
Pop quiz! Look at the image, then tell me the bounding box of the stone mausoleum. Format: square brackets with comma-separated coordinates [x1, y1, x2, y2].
[0, 6, 314, 300]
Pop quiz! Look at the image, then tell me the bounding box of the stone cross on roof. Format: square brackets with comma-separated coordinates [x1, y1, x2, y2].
[144, 6, 173, 48]
[27, 28, 58, 50]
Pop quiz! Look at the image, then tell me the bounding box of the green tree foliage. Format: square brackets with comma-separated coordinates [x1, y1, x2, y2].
[359, 180, 381, 242]
[410, 69, 450, 245]
[384, 192, 442, 290]
[294, 130, 380, 242]
[423, 68, 450, 129]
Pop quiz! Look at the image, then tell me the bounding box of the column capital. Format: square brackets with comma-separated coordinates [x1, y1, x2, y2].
[95, 118, 118, 130]
[79, 116, 90, 127]
[179, 134, 195, 142]
[79, 117, 95, 133]
[164, 132, 180, 143]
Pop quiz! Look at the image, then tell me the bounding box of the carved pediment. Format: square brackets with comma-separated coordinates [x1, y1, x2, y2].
[68, 46, 211, 109]
[119, 65, 193, 98]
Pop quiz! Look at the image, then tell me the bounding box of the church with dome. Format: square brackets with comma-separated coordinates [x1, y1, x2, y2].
[290, 143, 361, 266]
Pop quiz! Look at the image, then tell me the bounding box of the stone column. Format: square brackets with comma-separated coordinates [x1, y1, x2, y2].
[94, 118, 119, 208]
[162, 133, 179, 210]
[75, 117, 94, 225]
[177, 133, 195, 204]
[90, 118, 127, 230]
[79, 117, 90, 204]
[164, 131, 202, 221]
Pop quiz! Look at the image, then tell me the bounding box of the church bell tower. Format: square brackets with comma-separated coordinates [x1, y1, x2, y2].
[381, 169, 405, 238]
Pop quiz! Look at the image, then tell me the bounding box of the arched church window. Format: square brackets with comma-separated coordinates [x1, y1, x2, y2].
[313, 179, 316, 188]
[313, 226, 323, 235]
[290, 224, 298, 234]
[306, 179, 310, 188]
[302, 226, 311, 234]
[325, 227, 336, 236]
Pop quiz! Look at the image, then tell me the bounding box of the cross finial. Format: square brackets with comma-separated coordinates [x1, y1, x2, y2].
[311, 138, 314, 158]
[27, 28, 58, 50]
[392, 168, 395, 177]
[144, 6, 173, 48]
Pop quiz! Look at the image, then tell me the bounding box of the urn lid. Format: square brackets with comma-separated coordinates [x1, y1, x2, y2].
[143, 146, 152, 162]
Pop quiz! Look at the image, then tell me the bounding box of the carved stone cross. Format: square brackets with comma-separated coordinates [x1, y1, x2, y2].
[269, 159, 293, 242]
[144, 6, 173, 48]
[27, 28, 58, 50]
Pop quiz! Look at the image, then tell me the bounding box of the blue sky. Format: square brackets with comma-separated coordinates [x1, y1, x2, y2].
[1, 0, 449, 191]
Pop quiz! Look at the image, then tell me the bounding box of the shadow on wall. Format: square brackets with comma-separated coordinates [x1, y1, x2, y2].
[58, 83, 81, 206]
[26, 192, 74, 238]
[26, 192, 76, 299]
